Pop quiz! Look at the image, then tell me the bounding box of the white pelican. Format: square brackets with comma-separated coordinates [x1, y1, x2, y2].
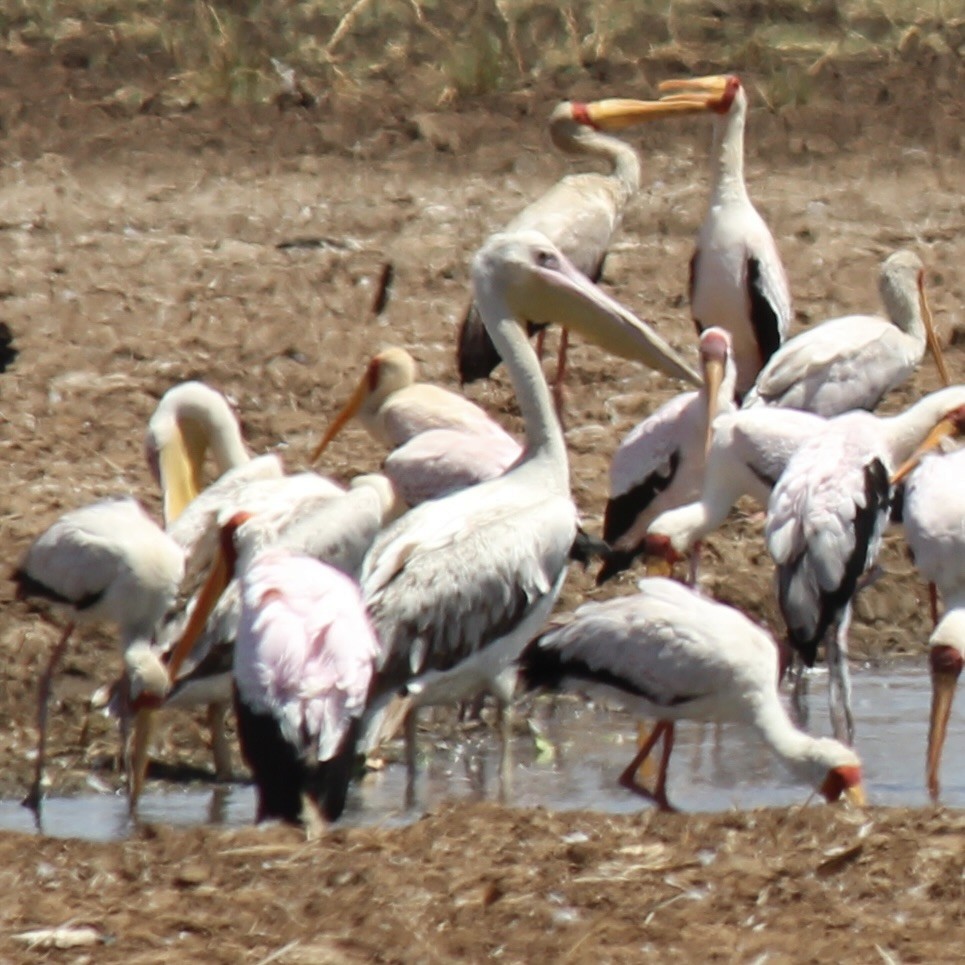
[600, 327, 736, 582]
[457, 98, 656, 406]
[518, 578, 865, 810]
[233, 547, 380, 827]
[743, 249, 950, 415]
[126, 473, 401, 804]
[311, 346, 522, 505]
[361, 229, 697, 803]
[13, 498, 184, 809]
[598, 75, 792, 396]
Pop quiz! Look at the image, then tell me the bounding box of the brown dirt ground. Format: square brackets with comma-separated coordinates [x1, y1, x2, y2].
[0, 22, 964, 963]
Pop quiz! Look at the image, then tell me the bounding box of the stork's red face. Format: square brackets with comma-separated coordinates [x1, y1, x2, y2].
[819, 764, 866, 805]
[641, 533, 683, 577]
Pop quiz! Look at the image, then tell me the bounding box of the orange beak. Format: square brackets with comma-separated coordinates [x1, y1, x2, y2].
[889, 417, 958, 485]
[580, 96, 710, 126]
[128, 540, 235, 810]
[926, 645, 962, 801]
[311, 371, 371, 465]
[919, 270, 950, 388]
[703, 357, 725, 455]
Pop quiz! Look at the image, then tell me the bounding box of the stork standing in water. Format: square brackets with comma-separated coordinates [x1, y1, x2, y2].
[13, 498, 184, 809]
[889, 405, 965, 799]
[457, 98, 664, 409]
[361, 229, 699, 805]
[518, 578, 865, 810]
[742, 249, 950, 414]
[582, 76, 792, 397]
[311, 346, 522, 506]
[600, 327, 736, 583]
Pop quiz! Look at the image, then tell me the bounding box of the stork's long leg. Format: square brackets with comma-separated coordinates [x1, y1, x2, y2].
[929, 582, 940, 627]
[495, 696, 513, 805]
[619, 719, 677, 811]
[24, 622, 75, 811]
[403, 708, 418, 811]
[827, 607, 855, 746]
[208, 701, 233, 781]
[789, 650, 809, 731]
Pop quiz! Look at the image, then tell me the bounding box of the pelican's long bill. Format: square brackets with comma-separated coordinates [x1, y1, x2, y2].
[919, 269, 951, 388]
[499, 230, 701, 386]
[155, 426, 205, 524]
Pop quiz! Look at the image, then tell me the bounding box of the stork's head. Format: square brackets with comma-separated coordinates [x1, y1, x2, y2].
[312, 347, 417, 464]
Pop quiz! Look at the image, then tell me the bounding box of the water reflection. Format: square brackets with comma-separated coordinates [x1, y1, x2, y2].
[1, 663, 960, 841]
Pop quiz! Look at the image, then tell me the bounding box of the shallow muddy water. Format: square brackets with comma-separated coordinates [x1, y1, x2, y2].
[2, 662, 959, 841]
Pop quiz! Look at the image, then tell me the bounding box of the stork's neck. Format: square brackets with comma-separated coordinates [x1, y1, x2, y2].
[709, 101, 750, 206]
[880, 387, 965, 464]
[478, 294, 569, 492]
[556, 125, 641, 207]
[751, 689, 829, 781]
[882, 278, 924, 340]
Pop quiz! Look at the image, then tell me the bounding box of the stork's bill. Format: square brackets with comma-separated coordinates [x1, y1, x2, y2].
[583, 75, 742, 126]
[890, 404, 965, 485]
[928, 645, 961, 800]
[312, 365, 374, 464]
[918, 269, 951, 388]
[820, 764, 867, 806]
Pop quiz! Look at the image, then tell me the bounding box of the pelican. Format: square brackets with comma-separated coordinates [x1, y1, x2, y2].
[589, 75, 792, 396]
[600, 327, 736, 581]
[360, 229, 697, 804]
[743, 249, 950, 415]
[233, 546, 380, 827]
[126, 473, 401, 804]
[457, 98, 655, 406]
[518, 578, 865, 810]
[12, 498, 184, 809]
[311, 346, 522, 505]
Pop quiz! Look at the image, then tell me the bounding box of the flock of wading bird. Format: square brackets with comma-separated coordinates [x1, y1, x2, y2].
[13, 74, 965, 830]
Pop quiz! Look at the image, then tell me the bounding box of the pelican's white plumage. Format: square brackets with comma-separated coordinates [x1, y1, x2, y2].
[519, 578, 865, 810]
[743, 250, 946, 415]
[361, 228, 697, 799]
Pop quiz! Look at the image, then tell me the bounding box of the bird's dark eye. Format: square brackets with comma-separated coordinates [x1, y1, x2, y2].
[535, 249, 560, 270]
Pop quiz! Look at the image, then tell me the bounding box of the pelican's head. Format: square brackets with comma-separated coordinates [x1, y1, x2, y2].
[472, 230, 701, 385]
[890, 403, 965, 485]
[925, 609, 965, 801]
[145, 381, 245, 525]
[312, 348, 417, 464]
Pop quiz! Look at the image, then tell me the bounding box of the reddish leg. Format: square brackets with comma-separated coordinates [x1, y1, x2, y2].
[24, 623, 75, 811]
[930, 582, 940, 628]
[534, 328, 547, 362]
[618, 720, 678, 812]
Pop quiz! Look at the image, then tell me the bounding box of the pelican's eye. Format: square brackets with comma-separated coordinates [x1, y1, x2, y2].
[535, 249, 560, 270]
